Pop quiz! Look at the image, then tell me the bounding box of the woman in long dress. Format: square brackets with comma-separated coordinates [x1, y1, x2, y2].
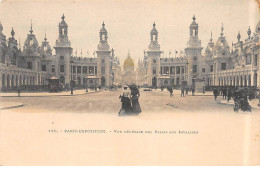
[118, 86, 132, 116]
[130, 85, 142, 114]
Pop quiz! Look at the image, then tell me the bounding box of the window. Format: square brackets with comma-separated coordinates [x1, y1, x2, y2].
[102, 59, 105, 63]
[27, 62, 32, 69]
[83, 66, 87, 74]
[72, 66, 76, 73]
[176, 66, 180, 74]
[192, 65, 197, 73]
[60, 56, 64, 60]
[246, 54, 251, 65]
[202, 68, 205, 73]
[170, 66, 174, 74]
[193, 56, 197, 61]
[101, 67, 105, 74]
[77, 66, 81, 74]
[42, 65, 46, 71]
[153, 68, 156, 75]
[102, 34, 105, 41]
[255, 54, 258, 66]
[52, 65, 55, 73]
[181, 66, 184, 74]
[89, 66, 94, 74]
[153, 59, 156, 64]
[221, 63, 226, 70]
[164, 67, 169, 74]
[153, 35, 156, 41]
[60, 65, 64, 72]
[210, 65, 213, 72]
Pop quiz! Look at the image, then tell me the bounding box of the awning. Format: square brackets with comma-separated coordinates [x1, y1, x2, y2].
[48, 76, 58, 80]
[85, 76, 100, 79]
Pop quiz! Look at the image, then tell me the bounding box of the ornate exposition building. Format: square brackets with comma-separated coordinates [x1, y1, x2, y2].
[137, 16, 260, 90]
[0, 15, 260, 91]
[0, 15, 122, 90]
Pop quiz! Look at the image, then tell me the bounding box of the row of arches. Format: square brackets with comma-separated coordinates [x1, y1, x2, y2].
[207, 73, 257, 87]
[1, 73, 48, 90]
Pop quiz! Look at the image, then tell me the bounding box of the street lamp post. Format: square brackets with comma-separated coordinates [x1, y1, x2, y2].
[186, 61, 189, 86]
[70, 61, 74, 95]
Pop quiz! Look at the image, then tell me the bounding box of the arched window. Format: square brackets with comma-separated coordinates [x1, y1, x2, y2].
[246, 54, 251, 65]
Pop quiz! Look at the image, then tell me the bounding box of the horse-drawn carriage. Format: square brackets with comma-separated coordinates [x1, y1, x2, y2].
[48, 76, 64, 92]
[233, 89, 252, 112]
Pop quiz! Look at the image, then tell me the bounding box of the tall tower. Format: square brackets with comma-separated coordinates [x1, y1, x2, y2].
[184, 15, 203, 86]
[147, 22, 162, 87]
[96, 22, 111, 87]
[54, 14, 72, 85]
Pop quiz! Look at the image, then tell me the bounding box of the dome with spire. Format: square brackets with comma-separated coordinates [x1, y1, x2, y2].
[23, 21, 39, 56]
[205, 31, 214, 56]
[40, 30, 52, 57]
[150, 22, 158, 34]
[60, 14, 67, 26]
[214, 24, 230, 57]
[100, 22, 107, 33]
[123, 51, 135, 71]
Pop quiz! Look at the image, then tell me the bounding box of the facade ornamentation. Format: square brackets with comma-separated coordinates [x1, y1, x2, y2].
[0, 15, 122, 91]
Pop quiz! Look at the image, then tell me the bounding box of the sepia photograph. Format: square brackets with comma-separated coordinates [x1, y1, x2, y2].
[0, 0, 259, 166]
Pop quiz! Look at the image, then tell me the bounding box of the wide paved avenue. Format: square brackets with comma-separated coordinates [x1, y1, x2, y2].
[1, 89, 259, 114]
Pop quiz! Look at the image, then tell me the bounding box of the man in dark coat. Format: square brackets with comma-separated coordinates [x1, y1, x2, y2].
[213, 88, 218, 100]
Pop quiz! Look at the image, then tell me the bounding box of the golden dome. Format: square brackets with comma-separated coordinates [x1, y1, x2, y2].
[123, 52, 135, 70]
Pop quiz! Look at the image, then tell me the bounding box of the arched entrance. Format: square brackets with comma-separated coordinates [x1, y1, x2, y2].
[2, 74, 5, 89]
[248, 75, 251, 87]
[152, 76, 157, 88]
[77, 77, 81, 85]
[244, 75, 247, 87]
[254, 73, 257, 86]
[164, 80, 169, 86]
[7, 74, 10, 89]
[101, 76, 106, 87]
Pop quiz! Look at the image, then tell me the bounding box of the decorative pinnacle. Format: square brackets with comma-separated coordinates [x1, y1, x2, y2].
[44, 29, 47, 41]
[127, 49, 130, 57]
[247, 26, 251, 37]
[210, 30, 213, 42]
[220, 23, 224, 36]
[30, 19, 33, 34]
[11, 27, 15, 37]
[237, 31, 241, 41]
[153, 22, 156, 27]
[192, 15, 196, 21]
[62, 14, 65, 20]
[102, 21, 105, 27]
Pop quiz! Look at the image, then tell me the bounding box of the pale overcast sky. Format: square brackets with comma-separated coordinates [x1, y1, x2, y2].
[0, 0, 259, 66]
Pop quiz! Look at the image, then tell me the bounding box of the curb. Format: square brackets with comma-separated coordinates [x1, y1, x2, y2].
[0, 103, 24, 110]
[152, 90, 213, 96]
[0, 90, 101, 98]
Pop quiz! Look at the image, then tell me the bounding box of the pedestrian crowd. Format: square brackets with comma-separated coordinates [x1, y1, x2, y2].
[213, 87, 259, 112]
